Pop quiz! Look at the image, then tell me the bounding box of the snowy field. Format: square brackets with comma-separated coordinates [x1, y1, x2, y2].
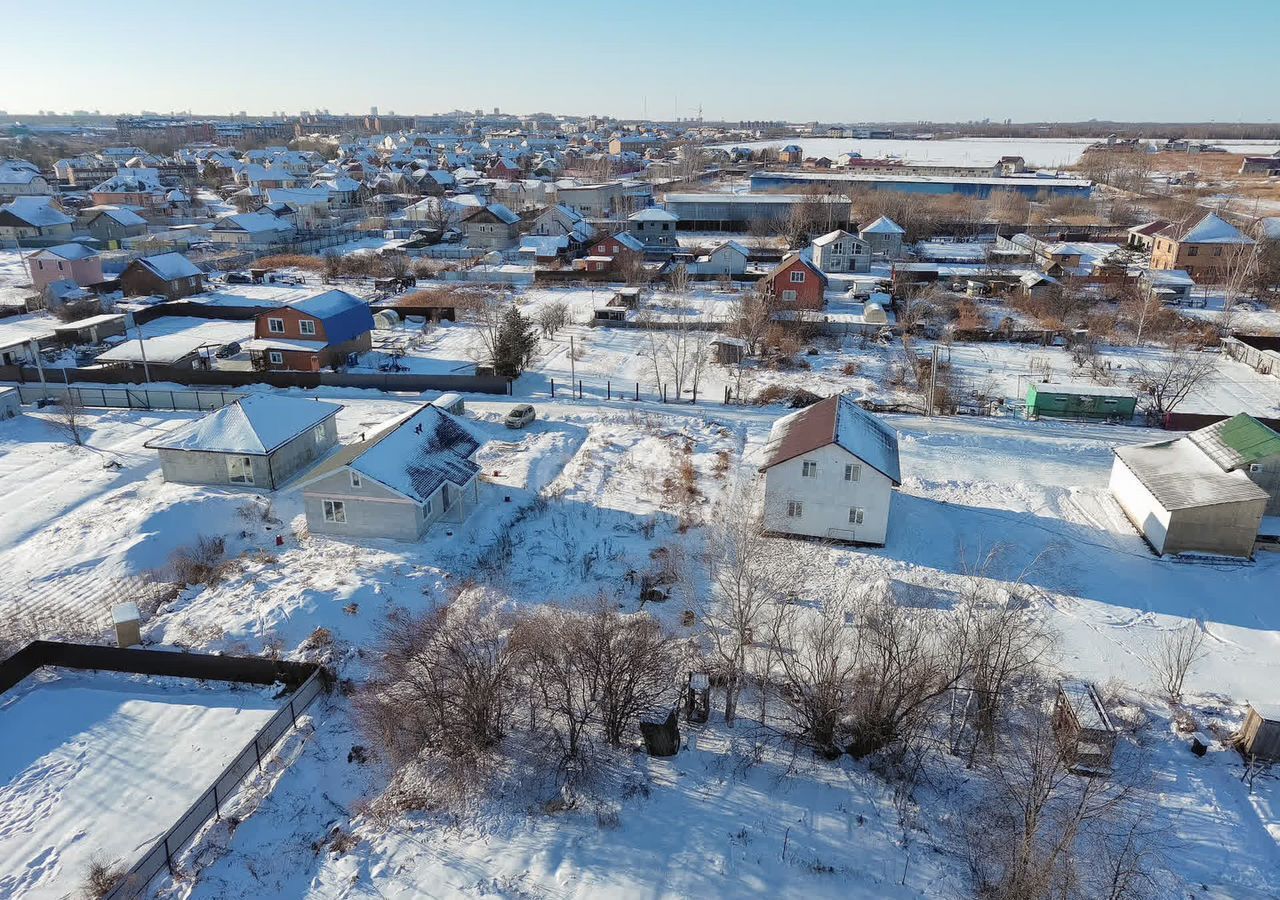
[0, 669, 279, 899]
[713, 137, 1280, 168]
[3, 388, 1280, 897]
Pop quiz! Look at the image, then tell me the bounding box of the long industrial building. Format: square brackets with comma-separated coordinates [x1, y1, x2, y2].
[661, 192, 851, 231]
[748, 170, 1092, 199]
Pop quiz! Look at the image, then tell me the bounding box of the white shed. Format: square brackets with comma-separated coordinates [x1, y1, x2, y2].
[0, 386, 19, 420]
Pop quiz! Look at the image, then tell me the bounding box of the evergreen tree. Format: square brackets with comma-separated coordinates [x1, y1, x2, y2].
[492, 305, 538, 377]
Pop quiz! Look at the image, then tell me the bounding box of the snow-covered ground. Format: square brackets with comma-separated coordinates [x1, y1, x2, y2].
[0, 669, 279, 899]
[4, 389, 1280, 897]
[712, 137, 1280, 168]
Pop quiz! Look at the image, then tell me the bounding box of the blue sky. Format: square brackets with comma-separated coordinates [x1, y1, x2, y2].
[3, 0, 1276, 121]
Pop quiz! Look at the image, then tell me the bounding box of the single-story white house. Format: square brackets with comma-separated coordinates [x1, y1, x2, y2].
[1109, 413, 1279, 558]
[145, 394, 342, 490]
[758, 393, 901, 544]
[298, 403, 483, 541]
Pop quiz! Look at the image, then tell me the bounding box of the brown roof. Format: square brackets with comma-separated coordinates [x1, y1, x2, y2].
[757, 393, 901, 483]
[760, 395, 841, 472]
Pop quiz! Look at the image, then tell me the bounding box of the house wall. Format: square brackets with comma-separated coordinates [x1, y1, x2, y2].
[861, 231, 904, 258]
[1109, 456, 1171, 553]
[30, 254, 103, 291]
[761, 444, 894, 544]
[157, 448, 274, 490]
[120, 265, 204, 300]
[812, 237, 869, 273]
[0, 220, 74, 242]
[270, 417, 338, 485]
[87, 216, 146, 242]
[1163, 498, 1266, 558]
[303, 468, 427, 541]
[692, 248, 747, 276]
[764, 259, 825, 310]
[257, 306, 331, 342]
[1151, 238, 1246, 283]
[1245, 453, 1280, 518]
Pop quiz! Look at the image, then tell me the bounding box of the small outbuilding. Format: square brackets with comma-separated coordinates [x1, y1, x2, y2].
[145, 394, 342, 490]
[1026, 383, 1137, 422]
[1053, 680, 1118, 775]
[0, 386, 20, 419]
[112, 602, 142, 648]
[1110, 418, 1272, 558]
[1238, 703, 1280, 761]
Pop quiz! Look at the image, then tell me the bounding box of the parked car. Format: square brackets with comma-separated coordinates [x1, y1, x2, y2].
[215, 341, 242, 359]
[504, 404, 536, 429]
[223, 272, 252, 284]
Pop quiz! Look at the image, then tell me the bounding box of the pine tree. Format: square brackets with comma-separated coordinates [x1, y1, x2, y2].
[492, 304, 538, 377]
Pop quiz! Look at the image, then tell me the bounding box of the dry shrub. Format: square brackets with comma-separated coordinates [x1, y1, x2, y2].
[840, 360, 862, 377]
[81, 854, 126, 899]
[169, 535, 230, 586]
[952, 298, 987, 331]
[712, 449, 732, 478]
[752, 385, 822, 407]
[253, 253, 325, 272]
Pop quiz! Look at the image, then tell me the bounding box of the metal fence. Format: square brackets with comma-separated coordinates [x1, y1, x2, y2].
[106, 668, 327, 899]
[0, 641, 327, 900]
[13, 383, 244, 411]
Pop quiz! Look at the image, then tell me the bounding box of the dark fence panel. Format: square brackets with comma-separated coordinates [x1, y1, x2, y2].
[0, 640, 317, 693]
[1, 364, 512, 395]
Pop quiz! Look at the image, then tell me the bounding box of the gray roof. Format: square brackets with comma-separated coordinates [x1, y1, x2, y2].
[1114, 439, 1269, 510]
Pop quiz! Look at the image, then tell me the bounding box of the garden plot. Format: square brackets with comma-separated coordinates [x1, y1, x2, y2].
[0, 669, 279, 899]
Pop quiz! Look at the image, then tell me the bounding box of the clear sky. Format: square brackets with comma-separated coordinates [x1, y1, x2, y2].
[3, 0, 1276, 122]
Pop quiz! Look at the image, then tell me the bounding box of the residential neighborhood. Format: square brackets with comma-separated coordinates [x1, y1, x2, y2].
[2, 6, 1280, 900]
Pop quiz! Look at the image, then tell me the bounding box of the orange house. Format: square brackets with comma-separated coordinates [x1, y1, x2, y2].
[760, 253, 828, 310]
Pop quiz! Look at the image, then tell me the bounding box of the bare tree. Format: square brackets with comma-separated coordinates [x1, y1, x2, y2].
[702, 489, 793, 725]
[512, 606, 599, 763]
[51, 394, 88, 446]
[728, 289, 775, 356]
[1127, 345, 1217, 419]
[536, 301, 571, 337]
[578, 600, 677, 746]
[636, 301, 711, 400]
[1148, 621, 1206, 705]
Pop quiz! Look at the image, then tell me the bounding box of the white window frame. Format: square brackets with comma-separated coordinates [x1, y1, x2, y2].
[267, 317, 285, 334]
[789, 270, 806, 283]
[844, 463, 861, 482]
[350, 470, 362, 488]
[298, 319, 316, 336]
[786, 500, 803, 518]
[781, 289, 798, 302]
[801, 460, 817, 477]
[268, 350, 284, 365]
[323, 499, 346, 523]
[849, 507, 865, 525]
[227, 455, 254, 485]
[425, 496, 433, 516]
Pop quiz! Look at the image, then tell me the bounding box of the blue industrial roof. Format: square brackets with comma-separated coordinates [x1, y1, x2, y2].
[293, 290, 375, 344]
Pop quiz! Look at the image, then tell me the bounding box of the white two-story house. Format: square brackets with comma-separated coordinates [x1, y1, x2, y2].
[757, 393, 901, 545]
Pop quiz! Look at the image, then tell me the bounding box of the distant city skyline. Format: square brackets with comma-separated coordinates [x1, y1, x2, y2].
[4, 0, 1277, 123]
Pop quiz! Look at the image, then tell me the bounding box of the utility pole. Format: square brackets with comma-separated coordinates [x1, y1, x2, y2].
[927, 345, 939, 417]
[569, 335, 576, 394]
[132, 318, 152, 384]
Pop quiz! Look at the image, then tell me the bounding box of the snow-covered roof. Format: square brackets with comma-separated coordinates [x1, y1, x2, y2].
[290, 290, 375, 343]
[1114, 438, 1269, 510]
[613, 232, 645, 252]
[266, 187, 331, 207]
[760, 393, 901, 484]
[1165, 212, 1253, 245]
[1058, 680, 1115, 733]
[87, 205, 147, 226]
[520, 234, 569, 255]
[811, 229, 858, 248]
[1, 197, 73, 228]
[1260, 217, 1280, 241]
[95, 317, 251, 365]
[859, 215, 906, 235]
[135, 252, 202, 280]
[306, 404, 481, 504]
[1188, 414, 1280, 473]
[629, 207, 677, 222]
[35, 243, 98, 261]
[145, 395, 341, 455]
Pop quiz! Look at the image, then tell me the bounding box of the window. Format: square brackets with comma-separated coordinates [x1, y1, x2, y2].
[268, 351, 284, 365]
[781, 289, 798, 302]
[299, 319, 316, 336]
[350, 470, 362, 488]
[425, 497, 433, 515]
[313, 424, 326, 445]
[786, 500, 803, 518]
[789, 270, 806, 283]
[832, 242, 844, 254]
[844, 463, 861, 481]
[1213, 247, 1222, 257]
[1250, 463, 1262, 473]
[1187, 246, 1198, 257]
[802, 460, 817, 477]
[849, 507, 865, 525]
[323, 499, 346, 523]
[267, 317, 285, 334]
[227, 455, 254, 484]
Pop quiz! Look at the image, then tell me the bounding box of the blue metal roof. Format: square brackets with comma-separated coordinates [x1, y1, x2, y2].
[293, 290, 375, 344]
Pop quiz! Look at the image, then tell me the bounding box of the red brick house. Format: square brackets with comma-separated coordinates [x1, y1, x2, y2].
[246, 290, 375, 372]
[760, 252, 828, 310]
[578, 231, 644, 273]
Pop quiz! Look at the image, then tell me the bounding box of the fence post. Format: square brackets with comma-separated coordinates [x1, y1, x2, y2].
[635, 382, 639, 402]
[213, 784, 220, 820]
[578, 379, 582, 399]
[692, 386, 697, 405]
[254, 738, 263, 771]
[169, 390, 175, 410]
[289, 698, 297, 728]
[607, 381, 611, 400]
[164, 837, 174, 875]
[550, 378, 555, 398]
